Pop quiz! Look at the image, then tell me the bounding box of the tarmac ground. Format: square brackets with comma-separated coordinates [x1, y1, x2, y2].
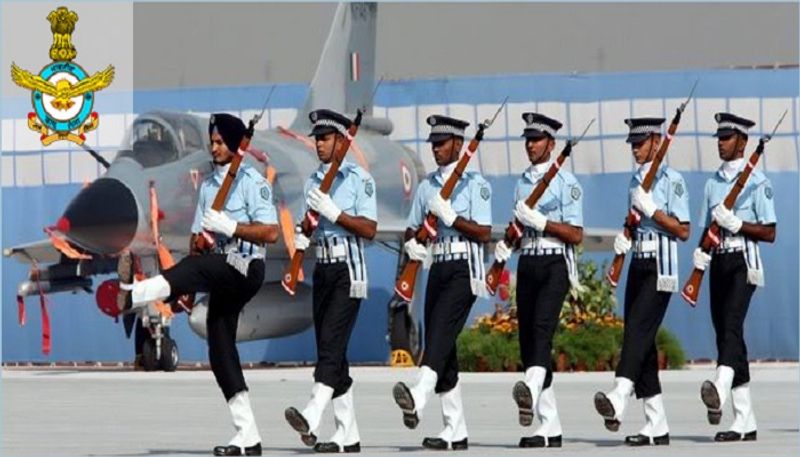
[2, 363, 798, 456]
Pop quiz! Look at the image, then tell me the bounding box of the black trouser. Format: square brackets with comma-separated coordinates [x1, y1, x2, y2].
[162, 254, 265, 401]
[420, 260, 477, 394]
[312, 262, 362, 398]
[710, 252, 756, 388]
[516, 255, 569, 390]
[615, 258, 672, 399]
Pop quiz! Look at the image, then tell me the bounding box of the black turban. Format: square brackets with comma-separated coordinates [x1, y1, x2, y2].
[209, 113, 247, 153]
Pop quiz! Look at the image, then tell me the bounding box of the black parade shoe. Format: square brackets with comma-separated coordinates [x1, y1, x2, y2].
[512, 381, 534, 427]
[421, 437, 468, 451]
[284, 407, 317, 446]
[625, 434, 670, 446]
[715, 430, 757, 442]
[518, 435, 562, 448]
[593, 392, 620, 432]
[701, 380, 723, 425]
[213, 443, 262, 456]
[313, 441, 361, 453]
[392, 382, 419, 429]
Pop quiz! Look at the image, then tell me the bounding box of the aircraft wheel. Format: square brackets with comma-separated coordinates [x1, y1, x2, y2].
[159, 337, 179, 372]
[141, 339, 159, 372]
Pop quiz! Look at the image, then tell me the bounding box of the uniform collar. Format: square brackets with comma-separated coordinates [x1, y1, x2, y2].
[634, 161, 665, 184]
[718, 158, 745, 182]
[314, 160, 349, 180]
[524, 161, 550, 183]
[435, 161, 458, 185]
[212, 162, 232, 185]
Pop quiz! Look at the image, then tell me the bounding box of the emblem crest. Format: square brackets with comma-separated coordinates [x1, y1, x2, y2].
[10, 7, 114, 146]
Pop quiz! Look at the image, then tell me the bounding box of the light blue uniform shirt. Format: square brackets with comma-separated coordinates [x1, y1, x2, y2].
[406, 166, 492, 296]
[514, 167, 583, 228]
[629, 164, 691, 237]
[301, 160, 378, 240]
[513, 164, 583, 286]
[406, 169, 492, 236]
[191, 162, 277, 256]
[699, 163, 776, 286]
[699, 166, 777, 229]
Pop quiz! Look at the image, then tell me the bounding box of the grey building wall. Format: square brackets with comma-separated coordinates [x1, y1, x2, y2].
[132, 2, 798, 89]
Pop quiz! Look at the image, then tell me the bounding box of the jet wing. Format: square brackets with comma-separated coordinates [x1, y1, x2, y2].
[3, 239, 60, 265]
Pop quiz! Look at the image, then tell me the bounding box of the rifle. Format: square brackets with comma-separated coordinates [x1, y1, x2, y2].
[605, 80, 698, 286]
[281, 79, 383, 295]
[193, 86, 275, 252]
[485, 119, 595, 295]
[393, 97, 508, 302]
[681, 110, 787, 306]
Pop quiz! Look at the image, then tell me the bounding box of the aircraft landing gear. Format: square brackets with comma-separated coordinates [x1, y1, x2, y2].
[135, 311, 179, 372]
[140, 329, 179, 371]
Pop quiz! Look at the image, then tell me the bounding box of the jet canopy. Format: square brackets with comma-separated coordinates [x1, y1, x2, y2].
[118, 112, 209, 168]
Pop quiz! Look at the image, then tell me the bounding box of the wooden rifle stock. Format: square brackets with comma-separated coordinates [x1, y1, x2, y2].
[393, 127, 486, 302]
[281, 111, 364, 295]
[605, 107, 685, 287]
[485, 142, 574, 295]
[680, 139, 766, 306]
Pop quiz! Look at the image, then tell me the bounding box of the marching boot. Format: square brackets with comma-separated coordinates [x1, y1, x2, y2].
[423, 382, 468, 451]
[393, 365, 437, 429]
[119, 272, 172, 312]
[715, 384, 757, 442]
[519, 386, 563, 448]
[625, 394, 669, 446]
[702, 365, 734, 425]
[594, 377, 634, 432]
[314, 386, 361, 453]
[285, 382, 334, 447]
[512, 366, 546, 427]
[214, 391, 262, 456]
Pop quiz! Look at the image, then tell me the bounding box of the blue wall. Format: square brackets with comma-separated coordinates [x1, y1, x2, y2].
[3, 68, 798, 362]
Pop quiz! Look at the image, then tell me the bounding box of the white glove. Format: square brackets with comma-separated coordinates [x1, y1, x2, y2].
[712, 204, 743, 234]
[427, 194, 458, 227]
[514, 200, 547, 231]
[404, 238, 429, 262]
[201, 209, 237, 238]
[613, 232, 632, 255]
[494, 240, 513, 263]
[307, 187, 342, 223]
[294, 228, 311, 251]
[692, 247, 712, 271]
[631, 186, 658, 218]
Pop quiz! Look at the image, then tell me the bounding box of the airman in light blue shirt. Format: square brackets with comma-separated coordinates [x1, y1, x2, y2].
[302, 161, 377, 240]
[191, 162, 277, 257]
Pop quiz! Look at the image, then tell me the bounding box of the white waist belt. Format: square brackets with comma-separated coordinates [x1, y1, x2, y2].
[222, 239, 266, 259]
[431, 241, 468, 256]
[718, 236, 745, 250]
[520, 236, 564, 250]
[316, 244, 348, 260]
[632, 239, 658, 253]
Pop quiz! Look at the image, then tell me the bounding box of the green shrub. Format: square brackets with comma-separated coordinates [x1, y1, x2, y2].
[457, 327, 520, 372]
[657, 327, 686, 369]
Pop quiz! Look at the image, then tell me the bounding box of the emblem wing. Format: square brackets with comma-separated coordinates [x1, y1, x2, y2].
[10, 63, 57, 96]
[65, 65, 115, 98]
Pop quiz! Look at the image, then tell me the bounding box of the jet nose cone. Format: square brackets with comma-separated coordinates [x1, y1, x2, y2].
[61, 178, 139, 254]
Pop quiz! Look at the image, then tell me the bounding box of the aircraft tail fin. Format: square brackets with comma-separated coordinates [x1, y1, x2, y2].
[291, 2, 377, 130]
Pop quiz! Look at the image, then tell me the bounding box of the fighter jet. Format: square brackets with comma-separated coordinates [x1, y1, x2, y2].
[6, 2, 614, 371]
